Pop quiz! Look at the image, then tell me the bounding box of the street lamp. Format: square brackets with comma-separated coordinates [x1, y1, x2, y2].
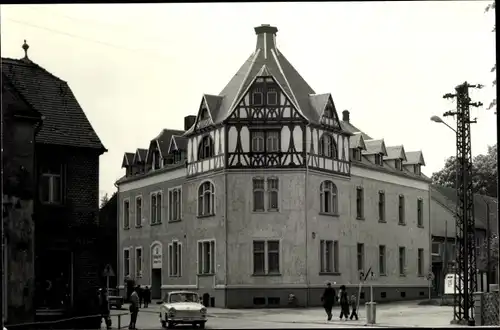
[430, 115, 457, 133]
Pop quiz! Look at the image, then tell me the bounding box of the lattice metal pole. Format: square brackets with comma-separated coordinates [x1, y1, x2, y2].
[443, 82, 482, 326]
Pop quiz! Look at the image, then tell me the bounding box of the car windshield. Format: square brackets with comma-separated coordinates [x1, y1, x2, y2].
[169, 292, 199, 303]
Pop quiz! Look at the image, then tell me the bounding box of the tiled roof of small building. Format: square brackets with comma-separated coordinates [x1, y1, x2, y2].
[1, 56, 105, 151]
[384, 145, 407, 161]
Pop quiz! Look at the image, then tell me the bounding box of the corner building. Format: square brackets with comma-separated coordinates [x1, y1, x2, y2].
[117, 25, 431, 308]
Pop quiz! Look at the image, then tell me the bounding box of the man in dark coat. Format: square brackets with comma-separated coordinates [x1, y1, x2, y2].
[321, 282, 336, 321]
[143, 286, 151, 308]
[338, 285, 350, 320]
[98, 288, 112, 329]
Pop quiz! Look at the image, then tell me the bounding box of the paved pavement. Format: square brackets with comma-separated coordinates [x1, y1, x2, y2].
[106, 300, 460, 329]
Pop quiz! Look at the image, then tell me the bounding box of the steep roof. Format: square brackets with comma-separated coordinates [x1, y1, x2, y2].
[153, 129, 185, 157]
[431, 184, 498, 231]
[211, 25, 327, 124]
[133, 148, 148, 164]
[384, 145, 407, 161]
[121, 152, 134, 168]
[1, 54, 105, 151]
[349, 132, 366, 150]
[404, 151, 426, 166]
[363, 139, 388, 155]
[340, 120, 373, 140]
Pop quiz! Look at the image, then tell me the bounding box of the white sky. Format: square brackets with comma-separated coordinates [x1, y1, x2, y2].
[1, 2, 496, 199]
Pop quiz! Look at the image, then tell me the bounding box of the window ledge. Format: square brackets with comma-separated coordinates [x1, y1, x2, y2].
[197, 214, 215, 219]
[319, 212, 339, 218]
[398, 222, 406, 226]
[356, 217, 365, 221]
[252, 273, 282, 277]
[417, 274, 425, 278]
[417, 225, 424, 228]
[378, 220, 386, 223]
[253, 209, 281, 214]
[169, 275, 182, 278]
[319, 272, 341, 276]
[150, 222, 162, 226]
[379, 273, 387, 277]
[197, 273, 215, 277]
[135, 225, 142, 228]
[123, 227, 130, 230]
[40, 202, 65, 208]
[168, 219, 182, 223]
[399, 274, 406, 277]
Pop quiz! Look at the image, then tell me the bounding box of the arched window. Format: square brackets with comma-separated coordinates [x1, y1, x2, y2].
[320, 180, 338, 214]
[318, 134, 337, 159]
[198, 136, 214, 160]
[198, 181, 215, 216]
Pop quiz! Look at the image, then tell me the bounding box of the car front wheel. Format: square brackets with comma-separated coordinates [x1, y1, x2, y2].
[198, 322, 205, 329]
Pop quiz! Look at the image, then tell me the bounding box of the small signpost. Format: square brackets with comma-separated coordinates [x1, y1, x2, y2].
[426, 271, 435, 300]
[103, 264, 116, 311]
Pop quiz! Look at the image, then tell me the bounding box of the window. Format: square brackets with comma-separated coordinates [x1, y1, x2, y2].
[169, 241, 182, 277]
[267, 177, 279, 211]
[251, 131, 265, 152]
[320, 181, 338, 214]
[253, 178, 265, 211]
[135, 247, 143, 277]
[378, 191, 386, 222]
[320, 240, 339, 273]
[198, 181, 215, 216]
[123, 200, 130, 229]
[357, 243, 364, 271]
[169, 187, 182, 221]
[200, 108, 210, 120]
[399, 247, 406, 276]
[135, 196, 142, 227]
[198, 136, 214, 160]
[150, 192, 162, 224]
[252, 87, 264, 106]
[173, 150, 183, 164]
[374, 154, 383, 166]
[379, 245, 386, 275]
[267, 87, 278, 105]
[395, 159, 402, 170]
[318, 134, 337, 158]
[398, 195, 405, 224]
[266, 131, 279, 152]
[356, 187, 364, 219]
[324, 106, 334, 119]
[414, 164, 421, 175]
[253, 240, 280, 275]
[123, 249, 130, 278]
[251, 131, 280, 153]
[417, 198, 424, 227]
[197, 240, 215, 274]
[152, 150, 161, 170]
[431, 242, 441, 256]
[418, 248, 424, 276]
[352, 148, 362, 161]
[40, 164, 63, 204]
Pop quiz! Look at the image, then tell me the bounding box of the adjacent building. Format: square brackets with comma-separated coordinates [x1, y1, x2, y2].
[117, 25, 431, 308]
[2, 42, 106, 324]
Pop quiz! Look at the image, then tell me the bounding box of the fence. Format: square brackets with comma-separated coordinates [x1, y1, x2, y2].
[475, 290, 499, 326]
[5, 312, 130, 330]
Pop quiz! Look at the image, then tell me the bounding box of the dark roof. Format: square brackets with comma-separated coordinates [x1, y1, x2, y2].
[1, 57, 105, 151]
[363, 139, 388, 155]
[207, 25, 343, 125]
[349, 133, 366, 150]
[431, 184, 498, 230]
[153, 129, 185, 157]
[340, 120, 373, 140]
[172, 135, 187, 151]
[121, 152, 134, 168]
[384, 145, 407, 161]
[404, 151, 426, 166]
[133, 148, 148, 163]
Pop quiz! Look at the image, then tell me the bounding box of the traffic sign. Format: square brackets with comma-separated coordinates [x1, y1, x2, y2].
[103, 264, 115, 277]
[426, 272, 435, 281]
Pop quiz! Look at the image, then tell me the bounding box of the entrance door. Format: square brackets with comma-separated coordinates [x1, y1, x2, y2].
[151, 269, 162, 299]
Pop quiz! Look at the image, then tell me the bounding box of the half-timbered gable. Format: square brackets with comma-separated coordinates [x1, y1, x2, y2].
[384, 145, 407, 171]
[404, 151, 426, 175]
[186, 127, 225, 176]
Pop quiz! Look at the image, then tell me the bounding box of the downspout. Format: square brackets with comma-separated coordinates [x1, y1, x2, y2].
[484, 197, 491, 292]
[304, 126, 309, 307]
[428, 183, 432, 296]
[224, 126, 229, 307]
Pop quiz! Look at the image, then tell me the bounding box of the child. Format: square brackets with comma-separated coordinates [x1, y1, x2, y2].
[349, 293, 359, 320]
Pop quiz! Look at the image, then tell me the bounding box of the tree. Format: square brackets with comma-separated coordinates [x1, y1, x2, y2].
[100, 193, 109, 208]
[431, 144, 497, 197]
[485, 1, 496, 112]
[478, 233, 499, 274]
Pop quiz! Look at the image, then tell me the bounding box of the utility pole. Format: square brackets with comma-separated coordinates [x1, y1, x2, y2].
[443, 82, 483, 326]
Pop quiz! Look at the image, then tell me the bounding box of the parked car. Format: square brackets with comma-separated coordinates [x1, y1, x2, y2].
[159, 291, 207, 329]
[107, 288, 124, 309]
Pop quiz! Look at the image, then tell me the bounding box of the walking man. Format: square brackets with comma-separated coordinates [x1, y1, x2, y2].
[129, 286, 140, 330]
[349, 293, 359, 320]
[338, 285, 350, 320]
[321, 282, 336, 321]
[143, 286, 151, 308]
[98, 288, 112, 329]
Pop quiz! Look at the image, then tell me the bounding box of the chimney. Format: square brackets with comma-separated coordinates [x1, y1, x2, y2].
[184, 115, 196, 131]
[254, 24, 278, 58]
[342, 110, 350, 122]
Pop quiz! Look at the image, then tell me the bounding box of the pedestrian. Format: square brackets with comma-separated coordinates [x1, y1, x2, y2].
[129, 286, 140, 330]
[349, 293, 359, 320]
[321, 282, 336, 321]
[137, 285, 143, 308]
[143, 286, 151, 308]
[98, 288, 112, 329]
[338, 285, 350, 320]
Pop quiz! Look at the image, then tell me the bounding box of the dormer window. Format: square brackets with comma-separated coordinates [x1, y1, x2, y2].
[324, 106, 334, 119]
[352, 148, 362, 161]
[198, 136, 214, 160]
[374, 154, 383, 166]
[173, 150, 183, 164]
[267, 87, 278, 105]
[395, 159, 402, 171]
[152, 151, 161, 170]
[414, 164, 421, 175]
[252, 87, 264, 106]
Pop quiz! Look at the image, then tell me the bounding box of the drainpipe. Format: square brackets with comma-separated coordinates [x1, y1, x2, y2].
[224, 169, 228, 307]
[304, 127, 310, 307]
[484, 197, 491, 292]
[428, 184, 432, 297]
